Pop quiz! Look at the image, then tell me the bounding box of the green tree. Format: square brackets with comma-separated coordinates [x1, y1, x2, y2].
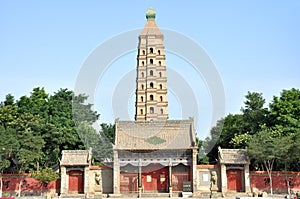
[78, 122, 113, 163]
[16, 129, 45, 196]
[30, 167, 60, 195]
[276, 134, 300, 196]
[197, 138, 209, 164]
[0, 126, 19, 198]
[269, 88, 300, 136]
[0, 95, 18, 129]
[204, 114, 243, 162]
[3, 94, 15, 106]
[218, 114, 243, 148]
[268, 88, 300, 172]
[0, 87, 102, 179]
[241, 92, 268, 133]
[100, 123, 115, 143]
[231, 92, 268, 148]
[72, 93, 99, 125]
[14, 88, 100, 167]
[247, 126, 281, 195]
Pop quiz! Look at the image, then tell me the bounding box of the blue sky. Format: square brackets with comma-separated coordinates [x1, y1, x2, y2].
[1, 1, 299, 139]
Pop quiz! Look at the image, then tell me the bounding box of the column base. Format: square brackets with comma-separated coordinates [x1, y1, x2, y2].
[210, 190, 218, 198]
[138, 187, 142, 198]
[169, 187, 172, 198]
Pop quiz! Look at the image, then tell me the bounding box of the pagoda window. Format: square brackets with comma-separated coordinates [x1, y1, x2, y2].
[150, 82, 154, 88]
[150, 59, 153, 64]
[150, 107, 154, 114]
[159, 61, 161, 66]
[158, 50, 161, 55]
[140, 109, 143, 114]
[150, 70, 153, 76]
[150, 48, 153, 54]
[159, 84, 162, 89]
[160, 96, 163, 102]
[160, 109, 163, 114]
[150, 95, 154, 101]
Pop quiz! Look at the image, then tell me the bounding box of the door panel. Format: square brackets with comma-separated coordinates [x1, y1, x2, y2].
[227, 169, 242, 192]
[142, 164, 168, 192]
[69, 170, 84, 193]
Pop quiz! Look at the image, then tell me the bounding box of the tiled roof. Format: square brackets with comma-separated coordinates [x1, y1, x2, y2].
[60, 149, 92, 166]
[114, 119, 196, 150]
[140, 20, 163, 36]
[218, 147, 249, 164]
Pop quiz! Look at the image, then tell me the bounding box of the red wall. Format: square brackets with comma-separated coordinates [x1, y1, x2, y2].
[2, 174, 59, 195]
[250, 171, 300, 193]
[3, 170, 300, 195]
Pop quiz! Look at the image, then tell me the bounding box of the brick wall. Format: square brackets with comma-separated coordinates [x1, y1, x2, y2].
[250, 171, 300, 193]
[2, 174, 59, 196]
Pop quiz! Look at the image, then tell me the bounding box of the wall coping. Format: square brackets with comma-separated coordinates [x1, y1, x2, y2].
[90, 165, 112, 170]
[196, 164, 219, 169]
[250, 171, 300, 175]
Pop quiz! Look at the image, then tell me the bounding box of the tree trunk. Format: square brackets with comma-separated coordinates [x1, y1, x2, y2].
[18, 176, 23, 197]
[264, 160, 273, 195]
[285, 163, 291, 198]
[0, 175, 3, 198]
[269, 173, 273, 195]
[266, 168, 273, 195]
[286, 176, 291, 198]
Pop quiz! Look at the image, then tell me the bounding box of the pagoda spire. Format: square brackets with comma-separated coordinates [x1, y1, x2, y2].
[146, 7, 156, 21]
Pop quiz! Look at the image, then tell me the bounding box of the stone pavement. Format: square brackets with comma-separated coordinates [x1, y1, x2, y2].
[51, 193, 287, 199]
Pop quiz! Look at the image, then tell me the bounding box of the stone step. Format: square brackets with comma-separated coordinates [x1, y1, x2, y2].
[60, 194, 86, 199]
[108, 192, 180, 198]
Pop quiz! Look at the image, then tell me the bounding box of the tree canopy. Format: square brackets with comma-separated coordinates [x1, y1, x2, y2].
[0, 87, 114, 175]
[202, 88, 300, 171]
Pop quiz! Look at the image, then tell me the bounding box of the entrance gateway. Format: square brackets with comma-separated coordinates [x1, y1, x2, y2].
[218, 147, 251, 194]
[114, 120, 197, 195]
[60, 150, 92, 196]
[113, 7, 198, 195]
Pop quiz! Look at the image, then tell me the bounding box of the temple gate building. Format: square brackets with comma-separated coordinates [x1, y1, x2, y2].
[113, 8, 198, 196]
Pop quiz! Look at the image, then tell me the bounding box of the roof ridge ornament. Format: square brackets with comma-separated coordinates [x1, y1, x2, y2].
[146, 7, 156, 21]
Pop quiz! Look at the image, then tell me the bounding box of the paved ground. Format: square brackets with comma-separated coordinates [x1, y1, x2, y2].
[50, 193, 288, 199]
[93, 195, 287, 199]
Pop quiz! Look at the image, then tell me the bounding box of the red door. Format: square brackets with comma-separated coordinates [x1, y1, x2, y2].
[69, 170, 84, 193]
[172, 172, 189, 191]
[142, 164, 168, 192]
[227, 169, 242, 192]
[120, 173, 138, 193]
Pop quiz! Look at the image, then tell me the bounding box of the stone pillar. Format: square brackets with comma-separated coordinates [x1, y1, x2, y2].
[168, 158, 172, 197]
[138, 159, 142, 198]
[60, 166, 67, 196]
[84, 166, 90, 197]
[192, 149, 197, 192]
[113, 150, 120, 194]
[244, 163, 251, 193]
[220, 164, 227, 193]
